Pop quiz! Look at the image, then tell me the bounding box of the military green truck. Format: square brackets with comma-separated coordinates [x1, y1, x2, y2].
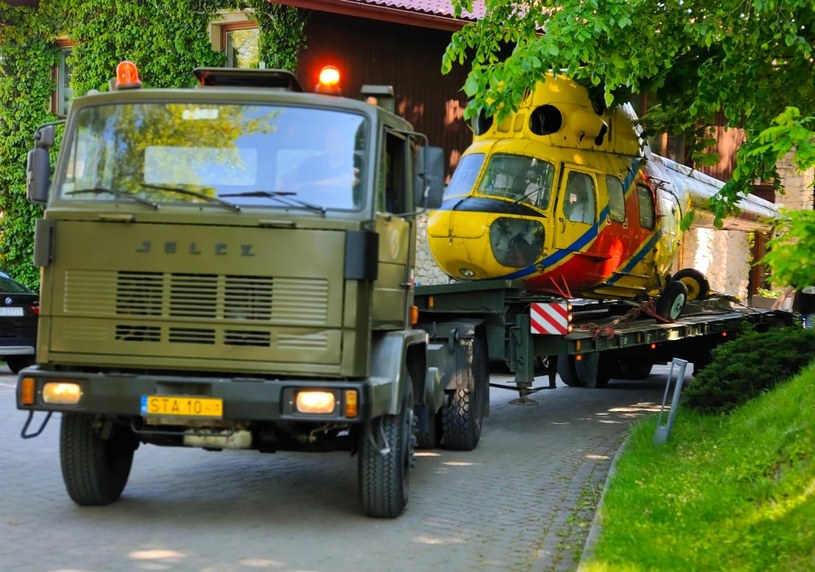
[17, 62, 489, 518]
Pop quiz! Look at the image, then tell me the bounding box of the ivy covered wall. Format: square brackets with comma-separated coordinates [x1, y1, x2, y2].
[0, 0, 305, 287]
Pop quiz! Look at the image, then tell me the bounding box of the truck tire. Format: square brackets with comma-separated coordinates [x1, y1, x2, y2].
[441, 334, 486, 451]
[673, 268, 710, 301]
[359, 382, 413, 518]
[557, 354, 584, 387]
[656, 280, 688, 321]
[60, 414, 137, 506]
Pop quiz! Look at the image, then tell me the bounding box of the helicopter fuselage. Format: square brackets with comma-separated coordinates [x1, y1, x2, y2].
[426, 75, 775, 301]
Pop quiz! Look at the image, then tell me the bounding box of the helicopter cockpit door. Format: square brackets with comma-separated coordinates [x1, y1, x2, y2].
[553, 168, 597, 254]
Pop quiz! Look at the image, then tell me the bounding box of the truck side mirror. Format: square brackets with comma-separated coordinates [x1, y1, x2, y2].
[27, 124, 56, 205]
[415, 146, 445, 210]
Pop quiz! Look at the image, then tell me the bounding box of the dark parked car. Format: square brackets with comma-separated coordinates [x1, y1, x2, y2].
[0, 273, 38, 374]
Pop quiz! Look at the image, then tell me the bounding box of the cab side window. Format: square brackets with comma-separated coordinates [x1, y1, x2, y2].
[636, 184, 655, 229]
[377, 131, 407, 212]
[564, 171, 596, 224]
[606, 176, 626, 223]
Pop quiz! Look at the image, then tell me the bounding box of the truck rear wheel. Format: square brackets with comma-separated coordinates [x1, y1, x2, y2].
[441, 334, 487, 451]
[359, 383, 413, 518]
[60, 414, 137, 506]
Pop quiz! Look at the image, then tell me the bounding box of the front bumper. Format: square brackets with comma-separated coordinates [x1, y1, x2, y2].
[17, 366, 373, 424]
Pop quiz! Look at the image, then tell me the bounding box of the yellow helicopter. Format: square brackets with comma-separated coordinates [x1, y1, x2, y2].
[426, 74, 776, 319]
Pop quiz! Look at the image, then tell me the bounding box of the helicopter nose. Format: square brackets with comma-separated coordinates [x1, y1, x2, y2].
[427, 210, 544, 280]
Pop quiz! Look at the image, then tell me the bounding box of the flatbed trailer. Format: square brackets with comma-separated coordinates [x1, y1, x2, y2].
[415, 280, 792, 396]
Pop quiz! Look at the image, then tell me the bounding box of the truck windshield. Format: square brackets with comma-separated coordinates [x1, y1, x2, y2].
[59, 102, 367, 211]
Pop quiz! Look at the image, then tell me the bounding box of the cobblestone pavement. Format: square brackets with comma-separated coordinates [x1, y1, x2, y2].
[0, 367, 666, 572]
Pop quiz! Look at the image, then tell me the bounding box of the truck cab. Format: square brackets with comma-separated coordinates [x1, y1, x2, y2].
[17, 62, 486, 519]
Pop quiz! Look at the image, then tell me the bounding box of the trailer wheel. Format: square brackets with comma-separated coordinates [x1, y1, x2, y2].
[656, 280, 688, 321]
[578, 357, 612, 388]
[617, 361, 653, 380]
[60, 414, 138, 506]
[441, 334, 487, 451]
[557, 354, 584, 387]
[558, 354, 612, 388]
[359, 382, 413, 518]
[673, 268, 710, 301]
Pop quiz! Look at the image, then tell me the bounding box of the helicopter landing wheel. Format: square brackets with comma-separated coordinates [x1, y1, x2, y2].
[673, 268, 710, 301]
[656, 280, 688, 321]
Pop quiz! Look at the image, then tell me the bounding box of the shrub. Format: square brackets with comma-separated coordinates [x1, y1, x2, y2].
[683, 325, 815, 414]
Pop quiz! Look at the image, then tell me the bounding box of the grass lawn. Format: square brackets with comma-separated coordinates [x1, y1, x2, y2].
[580, 363, 815, 571]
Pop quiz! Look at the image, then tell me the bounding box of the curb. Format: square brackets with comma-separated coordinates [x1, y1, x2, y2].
[576, 434, 631, 570]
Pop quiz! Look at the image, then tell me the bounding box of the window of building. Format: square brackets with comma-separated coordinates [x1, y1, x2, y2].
[209, 11, 260, 68]
[53, 44, 73, 117]
[223, 24, 259, 68]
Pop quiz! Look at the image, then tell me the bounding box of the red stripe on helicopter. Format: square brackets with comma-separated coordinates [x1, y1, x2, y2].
[530, 302, 570, 335]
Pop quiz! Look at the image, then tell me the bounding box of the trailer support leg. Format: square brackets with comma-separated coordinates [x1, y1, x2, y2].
[509, 314, 537, 405]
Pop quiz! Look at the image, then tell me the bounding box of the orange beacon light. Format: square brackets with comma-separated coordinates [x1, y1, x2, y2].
[114, 61, 142, 90]
[316, 65, 341, 95]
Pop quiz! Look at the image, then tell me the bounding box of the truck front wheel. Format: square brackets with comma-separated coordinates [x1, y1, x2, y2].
[60, 414, 138, 506]
[358, 383, 414, 518]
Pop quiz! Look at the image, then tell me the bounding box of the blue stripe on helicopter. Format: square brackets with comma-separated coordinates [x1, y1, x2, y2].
[622, 158, 641, 194]
[497, 215, 604, 280]
[605, 229, 662, 285]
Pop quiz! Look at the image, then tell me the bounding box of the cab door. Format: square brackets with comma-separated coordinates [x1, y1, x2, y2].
[371, 129, 412, 330]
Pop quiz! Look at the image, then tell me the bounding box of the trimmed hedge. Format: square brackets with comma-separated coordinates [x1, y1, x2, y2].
[683, 325, 815, 415]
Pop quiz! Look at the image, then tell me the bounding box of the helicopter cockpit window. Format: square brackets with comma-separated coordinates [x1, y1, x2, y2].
[564, 171, 596, 224]
[636, 184, 655, 229]
[478, 154, 554, 208]
[606, 175, 626, 222]
[444, 153, 485, 198]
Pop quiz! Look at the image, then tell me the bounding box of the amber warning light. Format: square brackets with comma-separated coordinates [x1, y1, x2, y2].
[316, 65, 341, 95]
[114, 61, 142, 90]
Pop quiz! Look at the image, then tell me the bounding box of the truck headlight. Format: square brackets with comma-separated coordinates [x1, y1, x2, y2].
[295, 390, 336, 414]
[42, 381, 83, 404]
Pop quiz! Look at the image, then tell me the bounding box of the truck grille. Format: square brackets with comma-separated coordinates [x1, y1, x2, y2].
[63, 270, 330, 349]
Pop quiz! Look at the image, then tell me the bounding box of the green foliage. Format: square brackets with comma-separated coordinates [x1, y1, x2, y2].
[245, 0, 307, 71]
[445, 0, 815, 224]
[683, 325, 815, 415]
[763, 209, 815, 288]
[0, 0, 306, 288]
[584, 364, 815, 571]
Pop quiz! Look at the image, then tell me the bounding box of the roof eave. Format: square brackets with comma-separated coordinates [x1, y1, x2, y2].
[270, 0, 473, 31]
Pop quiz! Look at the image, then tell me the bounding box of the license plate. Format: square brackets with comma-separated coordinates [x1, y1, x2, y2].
[141, 395, 223, 418]
[0, 307, 23, 316]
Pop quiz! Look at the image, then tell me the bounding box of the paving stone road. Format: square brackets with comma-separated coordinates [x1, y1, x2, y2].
[0, 366, 667, 572]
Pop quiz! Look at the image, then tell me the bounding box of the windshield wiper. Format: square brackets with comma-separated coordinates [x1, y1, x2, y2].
[66, 187, 159, 209]
[220, 190, 326, 215]
[140, 183, 241, 212]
